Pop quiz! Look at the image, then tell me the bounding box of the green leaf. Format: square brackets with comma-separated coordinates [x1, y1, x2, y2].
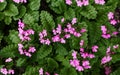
[55, 44, 68, 56]
[0, 1, 7, 11]
[16, 58, 27, 67]
[36, 45, 52, 60]
[13, 5, 26, 20]
[0, 44, 17, 57]
[80, 5, 97, 19]
[60, 67, 77, 75]
[110, 68, 120, 75]
[4, 4, 18, 16]
[9, 30, 20, 44]
[111, 53, 120, 63]
[0, 12, 4, 21]
[29, 0, 41, 11]
[40, 11, 55, 31]
[23, 66, 39, 75]
[23, 13, 34, 24]
[64, 8, 75, 20]
[47, 58, 59, 72]
[4, 16, 12, 25]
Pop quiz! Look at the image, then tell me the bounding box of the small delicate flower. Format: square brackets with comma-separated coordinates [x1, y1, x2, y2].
[24, 51, 32, 57]
[60, 38, 66, 43]
[5, 58, 13, 62]
[108, 12, 114, 20]
[92, 45, 98, 52]
[76, 0, 83, 7]
[88, 54, 95, 58]
[8, 69, 14, 75]
[113, 44, 119, 49]
[72, 51, 77, 59]
[45, 72, 50, 75]
[61, 18, 65, 23]
[101, 56, 112, 64]
[101, 26, 107, 34]
[76, 66, 84, 71]
[82, 60, 91, 69]
[80, 40, 84, 47]
[105, 66, 112, 75]
[0, 68, 8, 75]
[39, 68, 43, 75]
[80, 48, 84, 52]
[66, 0, 72, 5]
[110, 19, 117, 25]
[80, 28, 87, 33]
[70, 59, 80, 67]
[112, 31, 118, 35]
[102, 34, 111, 39]
[0, 0, 4, 2]
[71, 18, 77, 25]
[83, 0, 89, 6]
[28, 47, 36, 53]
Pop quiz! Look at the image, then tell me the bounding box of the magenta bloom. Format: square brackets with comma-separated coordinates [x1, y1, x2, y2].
[101, 56, 112, 64]
[70, 59, 80, 67]
[76, 66, 84, 71]
[39, 68, 43, 75]
[5, 58, 13, 62]
[66, 0, 72, 5]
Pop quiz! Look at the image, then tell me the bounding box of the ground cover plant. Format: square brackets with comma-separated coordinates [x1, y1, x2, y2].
[0, 0, 120, 75]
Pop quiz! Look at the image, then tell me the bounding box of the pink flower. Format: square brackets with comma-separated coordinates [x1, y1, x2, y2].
[80, 28, 87, 33]
[39, 68, 43, 75]
[54, 73, 59, 75]
[101, 56, 112, 64]
[102, 34, 111, 39]
[95, 0, 105, 5]
[83, 0, 89, 6]
[60, 38, 66, 43]
[108, 12, 114, 20]
[45, 39, 51, 45]
[45, 72, 50, 75]
[70, 59, 80, 67]
[112, 31, 118, 35]
[72, 51, 77, 59]
[92, 45, 98, 52]
[52, 35, 60, 42]
[80, 48, 84, 52]
[24, 51, 32, 57]
[106, 46, 111, 55]
[42, 30, 47, 37]
[0, 0, 4, 2]
[5, 58, 13, 62]
[76, 0, 83, 7]
[113, 44, 119, 49]
[61, 18, 65, 23]
[88, 54, 95, 58]
[66, 0, 72, 5]
[71, 18, 77, 25]
[110, 19, 117, 25]
[0, 68, 8, 75]
[80, 52, 88, 58]
[18, 19, 25, 29]
[28, 47, 36, 53]
[105, 66, 111, 75]
[101, 26, 107, 34]
[76, 66, 84, 71]
[8, 69, 14, 75]
[64, 34, 71, 39]
[80, 40, 84, 47]
[82, 60, 91, 69]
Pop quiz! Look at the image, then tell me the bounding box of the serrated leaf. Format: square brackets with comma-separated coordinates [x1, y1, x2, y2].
[16, 58, 27, 67]
[40, 11, 55, 31]
[36, 45, 52, 60]
[4, 4, 18, 16]
[80, 5, 97, 19]
[60, 67, 77, 75]
[0, 1, 7, 11]
[4, 16, 12, 25]
[23, 13, 34, 24]
[64, 8, 75, 20]
[13, 5, 26, 20]
[0, 44, 17, 57]
[47, 58, 58, 72]
[29, 0, 41, 11]
[9, 30, 20, 43]
[56, 44, 68, 56]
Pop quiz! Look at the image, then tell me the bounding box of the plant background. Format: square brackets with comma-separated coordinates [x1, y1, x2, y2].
[0, 0, 120, 75]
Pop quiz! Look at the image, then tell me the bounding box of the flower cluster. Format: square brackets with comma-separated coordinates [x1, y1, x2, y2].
[66, 0, 89, 6]
[39, 30, 51, 45]
[94, 0, 105, 5]
[0, 0, 4, 2]
[108, 12, 117, 25]
[66, 0, 106, 6]
[39, 68, 59, 75]
[101, 26, 111, 39]
[18, 20, 36, 57]
[0, 68, 14, 75]
[70, 51, 91, 72]
[13, 0, 27, 3]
